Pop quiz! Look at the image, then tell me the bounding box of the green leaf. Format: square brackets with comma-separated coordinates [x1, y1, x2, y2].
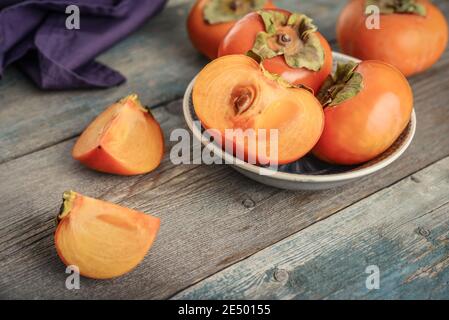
[249, 11, 325, 72]
[259, 10, 287, 34]
[365, 0, 427, 17]
[204, 0, 268, 24]
[316, 61, 364, 107]
[249, 32, 282, 60]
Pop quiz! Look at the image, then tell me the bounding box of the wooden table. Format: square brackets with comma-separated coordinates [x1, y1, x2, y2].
[1, 0, 448, 299]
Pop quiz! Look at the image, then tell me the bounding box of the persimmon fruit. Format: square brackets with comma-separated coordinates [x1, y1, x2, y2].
[55, 191, 160, 279]
[72, 94, 164, 176]
[313, 60, 413, 165]
[337, 0, 448, 77]
[193, 54, 324, 165]
[187, 0, 275, 59]
[218, 9, 333, 92]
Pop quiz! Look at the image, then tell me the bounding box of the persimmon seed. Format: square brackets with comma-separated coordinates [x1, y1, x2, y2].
[235, 94, 251, 113]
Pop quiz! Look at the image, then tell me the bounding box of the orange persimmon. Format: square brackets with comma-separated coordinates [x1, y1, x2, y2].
[218, 9, 333, 92]
[187, 0, 275, 59]
[313, 60, 413, 165]
[72, 94, 164, 175]
[337, 0, 448, 77]
[193, 54, 324, 165]
[55, 191, 160, 279]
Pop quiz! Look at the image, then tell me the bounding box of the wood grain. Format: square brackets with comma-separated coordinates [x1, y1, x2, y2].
[1, 58, 449, 297]
[0, 0, 207, 164]
[174, 157, 449, 300]
[0, 0, 448, 299]
[1, 0, 447, 164]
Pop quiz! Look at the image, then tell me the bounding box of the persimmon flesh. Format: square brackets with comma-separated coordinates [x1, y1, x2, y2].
[187, 0, 275, 59]
[337, 0, 448, 77]
[55, 191, 160, 279]
[218, 10, 333, 93]
[72, 94, 164, 175]
[193, 55, 324, 165]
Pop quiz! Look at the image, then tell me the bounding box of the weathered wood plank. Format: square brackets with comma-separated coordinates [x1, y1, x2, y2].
[174, 157, 449, 300]
[0, 0, 392, 163]
[0, 0, 207, 164]
[1, 56, 449, 298]
[0, 0, 449, 299]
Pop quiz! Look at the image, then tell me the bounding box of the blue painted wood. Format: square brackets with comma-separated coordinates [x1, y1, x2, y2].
[0, 0, 448, 300]
[173, 157, 449, 299]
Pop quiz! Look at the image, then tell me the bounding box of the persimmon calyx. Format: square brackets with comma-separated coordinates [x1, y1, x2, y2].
[317, 61, 363, 107]
[365, 0, 426, 17]
[204, 0, 267, 24]
[118, 93, 154, 116]
[248, 11, 325, 71]
[57, 190, 77, 223]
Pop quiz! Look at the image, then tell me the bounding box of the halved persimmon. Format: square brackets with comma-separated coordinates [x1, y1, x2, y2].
[72, 94, 164, 175]
[218, 9, 333, 92]
[187, 0, 276, 59]
[55, 191, 160, 279]
[193, 54, 324, 165]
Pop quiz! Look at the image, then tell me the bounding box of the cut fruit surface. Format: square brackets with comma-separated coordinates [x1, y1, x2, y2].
[55, 191, 160, 279]
[193, 54, 324, 165]
[72, 94, 164, 175]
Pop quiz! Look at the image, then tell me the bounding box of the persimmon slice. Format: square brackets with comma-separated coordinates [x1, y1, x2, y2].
[193, 54, 324, 165]
[72, 94, 164, 175]
[55, 191, 160, 279]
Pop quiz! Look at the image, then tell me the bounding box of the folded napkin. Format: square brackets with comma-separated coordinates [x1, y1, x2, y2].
[0, 0, 167, 89]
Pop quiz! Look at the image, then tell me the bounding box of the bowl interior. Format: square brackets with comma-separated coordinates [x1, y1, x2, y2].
[183, 52, 416, 182]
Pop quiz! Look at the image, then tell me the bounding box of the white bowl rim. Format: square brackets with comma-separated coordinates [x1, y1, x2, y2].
[183, 52, 417, 183]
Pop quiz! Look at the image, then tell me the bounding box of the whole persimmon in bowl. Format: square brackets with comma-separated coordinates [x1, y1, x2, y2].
[218, 9, 333, 93]
[183, 52, 416, 190]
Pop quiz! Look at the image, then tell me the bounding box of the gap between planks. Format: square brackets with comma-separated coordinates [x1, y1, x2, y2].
[167, 156, 449, 299]
[172, 156, 449, 299]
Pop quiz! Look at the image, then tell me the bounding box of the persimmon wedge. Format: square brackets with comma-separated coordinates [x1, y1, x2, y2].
[55, 191, 160, 279]
[193, 54, 324, 165]
[72, 94, 164, 175]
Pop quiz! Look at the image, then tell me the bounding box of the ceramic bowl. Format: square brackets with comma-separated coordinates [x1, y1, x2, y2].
[183, 52, 416, 190]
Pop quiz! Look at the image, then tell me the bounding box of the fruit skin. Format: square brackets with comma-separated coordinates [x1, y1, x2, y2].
[193, 54, 324, 165]
[187, 0, 275, 59]
[55, 191, 160, 279]
[337, 0, 448, 77]
[218, 10, 333, 93]
[72, 95, 165, 176]
[313, 60, 413, 165]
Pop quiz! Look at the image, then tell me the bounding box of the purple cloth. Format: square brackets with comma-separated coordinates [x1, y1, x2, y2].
[0, 0, 167, 89]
